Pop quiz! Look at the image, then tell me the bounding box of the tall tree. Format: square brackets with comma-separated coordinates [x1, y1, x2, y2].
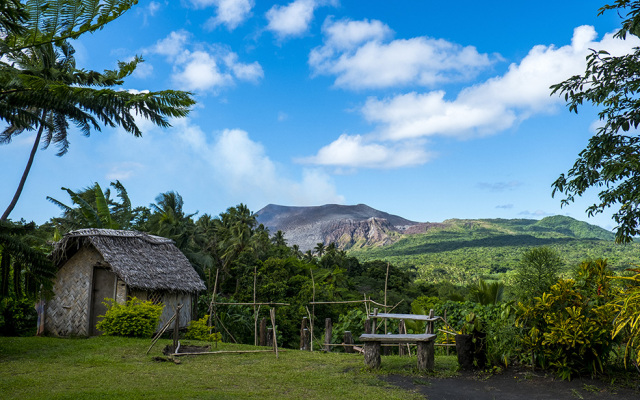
[0, 220, 55, 299]
[0, 1, 195, 221]
[47, 180, 144, 232]
[551, 0, 640, 242]
[512, 247, 563, 301]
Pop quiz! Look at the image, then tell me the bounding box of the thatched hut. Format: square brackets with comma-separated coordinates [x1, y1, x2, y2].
[46, 229, 206, 336]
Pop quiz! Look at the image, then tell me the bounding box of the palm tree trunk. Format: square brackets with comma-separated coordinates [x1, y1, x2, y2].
[1, 110, 47, 221]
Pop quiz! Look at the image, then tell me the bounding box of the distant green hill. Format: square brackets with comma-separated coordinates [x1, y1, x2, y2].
[348, 216, 636, 285]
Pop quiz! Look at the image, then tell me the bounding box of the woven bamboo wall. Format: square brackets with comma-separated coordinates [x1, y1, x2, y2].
[160, 292, 193, 329]
[115, 278, 127, 304]
[129, 290, 194, 330]
[45, 247, 102, 336]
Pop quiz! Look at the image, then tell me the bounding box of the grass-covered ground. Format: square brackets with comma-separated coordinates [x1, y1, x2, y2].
[0, 336, 458, 399]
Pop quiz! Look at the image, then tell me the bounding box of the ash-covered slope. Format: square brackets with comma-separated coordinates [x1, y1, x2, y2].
[255, 204, 419, 251]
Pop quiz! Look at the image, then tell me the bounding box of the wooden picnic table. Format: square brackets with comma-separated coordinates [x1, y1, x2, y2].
[360, 309, 440, 371]
[369, 309, 440, 334]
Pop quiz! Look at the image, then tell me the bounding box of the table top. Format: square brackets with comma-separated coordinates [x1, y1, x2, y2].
[369, 313, 439, 322]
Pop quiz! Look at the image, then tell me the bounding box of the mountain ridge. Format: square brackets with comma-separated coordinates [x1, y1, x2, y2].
[255, 204, 615, 251]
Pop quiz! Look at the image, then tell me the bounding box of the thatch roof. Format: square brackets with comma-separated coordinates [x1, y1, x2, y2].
[51, 229, 206, 292]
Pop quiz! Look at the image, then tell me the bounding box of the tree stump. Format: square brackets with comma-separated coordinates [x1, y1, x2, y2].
[302, 328, 310, 351]
[324, 318, 332, 352]
[455, 334, 474, 370]
[364, 341, 381, 369]
[259, 318, 267, 346]
[343, 331, 354, 353]
[267, 327, 274, 347]
[300, 317, 308, 350]
[417, 340, 435, 371]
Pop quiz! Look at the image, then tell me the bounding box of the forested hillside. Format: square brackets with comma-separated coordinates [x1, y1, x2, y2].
[348, 216, 637, 285]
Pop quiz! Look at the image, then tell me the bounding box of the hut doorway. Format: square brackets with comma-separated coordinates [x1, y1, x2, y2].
[90, 267, 116, 335]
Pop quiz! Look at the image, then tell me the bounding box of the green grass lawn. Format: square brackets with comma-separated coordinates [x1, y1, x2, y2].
[0, 337, 458, 399]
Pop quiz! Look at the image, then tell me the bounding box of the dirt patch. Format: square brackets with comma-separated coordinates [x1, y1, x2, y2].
[382, 368, 640, 400]
[162, 344, 210, 355]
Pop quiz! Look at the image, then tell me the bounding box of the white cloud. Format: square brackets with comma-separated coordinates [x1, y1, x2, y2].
[105, 162, 144, 180]
[146, 31, 263, 92]
[173, 51, 232, 91]
[362, 26, 640, 141]
[310, 18, 494, 89]
[223, 52, 264, 82]
[477, 181, 522, 192]
[303, 25, 640, 170]
[265, 0, 317, 38]
[190, 0, 254, 31]
[519, 210, 553, 217]
[150, 30, 190, 59]
[300, 134, 432, 168]
[131, 60, 153, 79]
[138, 1, 162, 25]
[172, 121, 344, 205]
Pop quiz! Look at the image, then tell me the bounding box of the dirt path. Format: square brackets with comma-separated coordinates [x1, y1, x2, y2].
[383, 369, 640, 400]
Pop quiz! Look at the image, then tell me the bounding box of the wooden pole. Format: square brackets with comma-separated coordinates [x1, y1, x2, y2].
[172, 349, 283, 356]
[146, 313, 177, 355]
[372, 308, 378, 333]
[300, 317, 308, 350]
[444, 309, 449, 356]
[260, 318, 267, 346]
[384, 262, 389, 335]
[310, 268, 315, 352]
[267, 327, 273, 347]
[208, 268, 220, 334]
[302, 328, 310, 351]
[173, 304, 182, 351]
[427, 309, 435, 334]
[253, 265, 257, 346]
[270, 308, 279, 359]
[324, 318, 332, 352]
[344, 331, 354, 353]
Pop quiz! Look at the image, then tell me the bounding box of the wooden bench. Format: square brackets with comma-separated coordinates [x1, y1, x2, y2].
[359, 333, 436, 370]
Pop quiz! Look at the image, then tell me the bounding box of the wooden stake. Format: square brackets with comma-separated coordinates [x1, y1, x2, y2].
[324, 318, 332, 352]
[259, 318, 267, 346]
[384, 263, 389, 335]
[310, 268, 315, 352]
[208, 268, 220, 334]
[344, 331, 354, 353]
[146, 313, 177, 355]
[253, 265, 257, 346]
[172, 349, 286, 357]
[300, 317, 308, 350]
[270, 308, 278, 359]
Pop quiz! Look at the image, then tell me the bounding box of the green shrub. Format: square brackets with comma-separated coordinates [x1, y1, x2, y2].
[184, 315, 222, 343]
[0, 297, 37, 336]
[610, 268, 640, 368]
[332, 309, 368, 345]
[516, 259, 617, 380]
[96, 297, 163, 338]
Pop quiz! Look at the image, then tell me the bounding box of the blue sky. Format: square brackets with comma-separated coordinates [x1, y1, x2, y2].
[1, 0, 638, 231]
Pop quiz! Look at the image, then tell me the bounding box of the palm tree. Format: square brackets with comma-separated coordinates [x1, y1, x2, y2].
[47, 180, 143, 232]
[0, 5, 194, 221]
[314, 242, 326, 257]
[271, 230, 287, 247]
[468, 279, 505, 305]
[0, 220, 55, 299]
